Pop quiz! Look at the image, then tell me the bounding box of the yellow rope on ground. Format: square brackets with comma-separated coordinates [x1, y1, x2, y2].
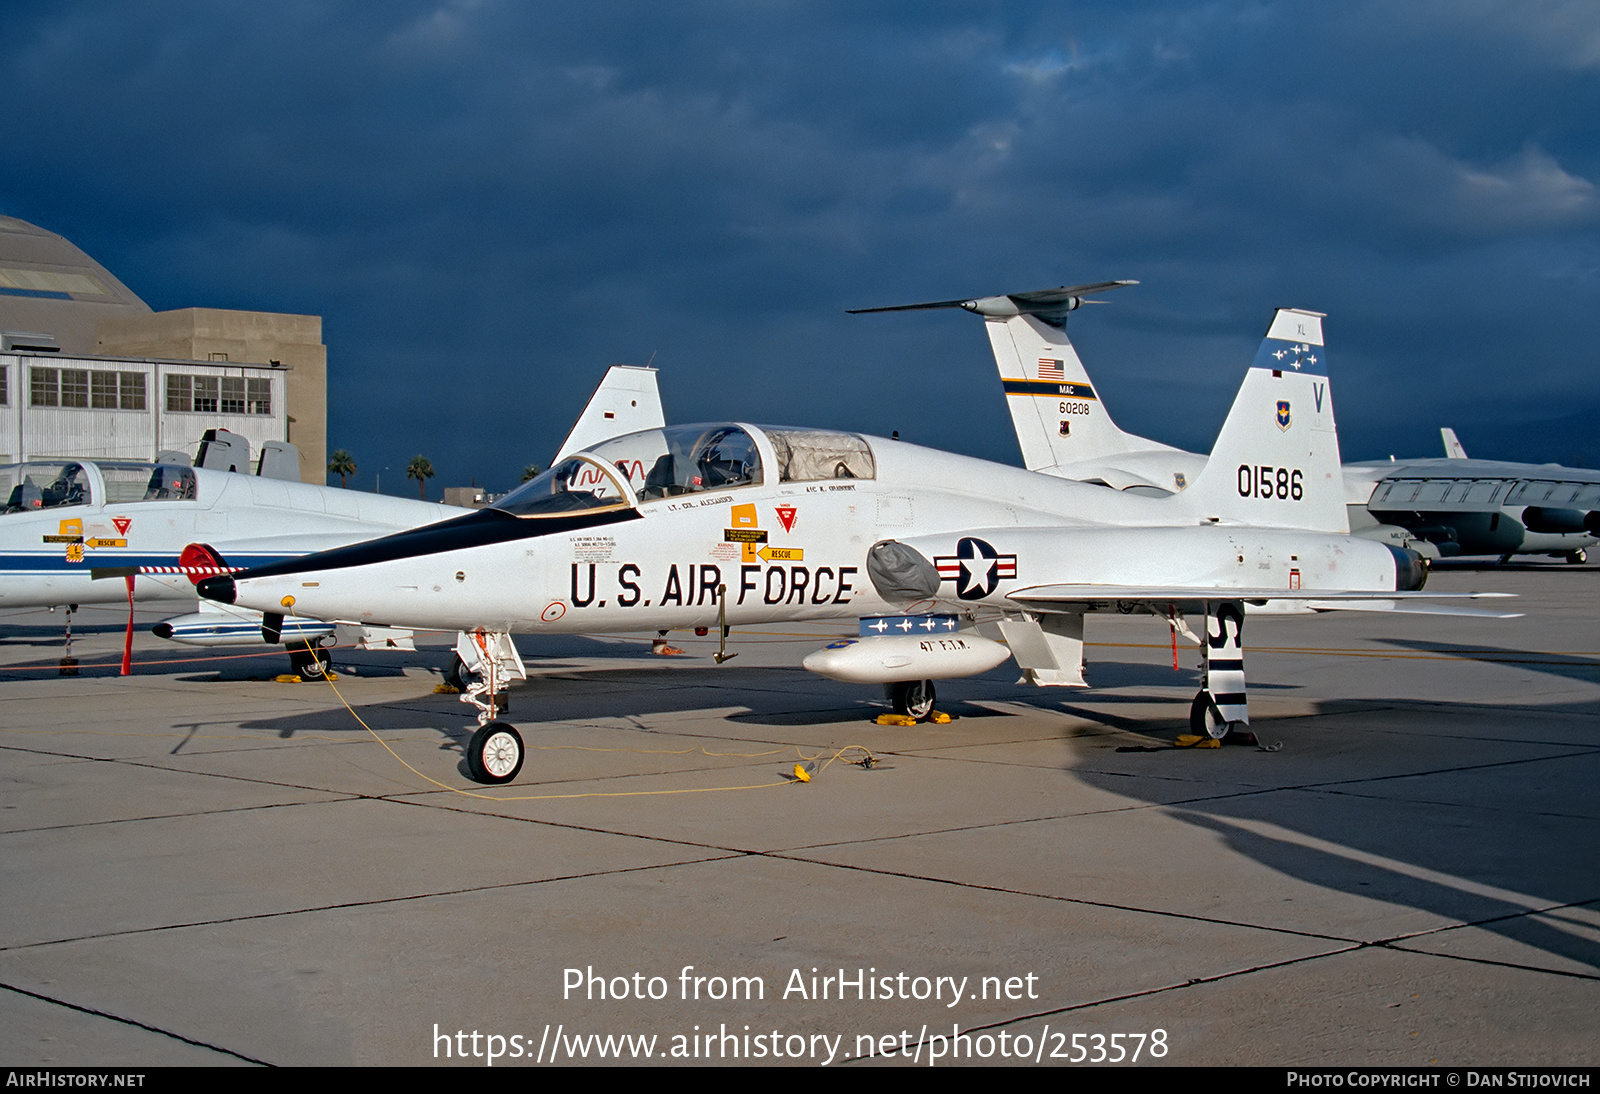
[308, 642, 877, 801]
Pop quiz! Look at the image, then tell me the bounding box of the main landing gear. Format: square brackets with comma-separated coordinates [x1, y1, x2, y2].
[890, 679, 936, 719]
[1193, 600, 1249, 741]
[287, 641, 333, 680]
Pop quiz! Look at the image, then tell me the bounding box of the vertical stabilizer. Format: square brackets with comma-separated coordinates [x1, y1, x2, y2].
[985, 314, 1152, 474]
[1174, 309, 1347, 532]
[553, 365, 666, 463]
[1441, 427, 1468, 459]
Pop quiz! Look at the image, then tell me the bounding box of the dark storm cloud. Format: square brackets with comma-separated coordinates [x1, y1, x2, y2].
[2, 1, 1597, 487]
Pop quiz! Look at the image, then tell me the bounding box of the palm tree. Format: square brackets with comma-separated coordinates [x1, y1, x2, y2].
[521, 463, 542, 482]
[406, 455, 435, 500]
[327, 449, 356, 488]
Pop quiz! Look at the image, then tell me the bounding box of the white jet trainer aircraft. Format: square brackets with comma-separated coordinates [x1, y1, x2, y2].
[199, 310, 1509, 784]
[0, 451, 460, 675]
[0, 365, 667, 676]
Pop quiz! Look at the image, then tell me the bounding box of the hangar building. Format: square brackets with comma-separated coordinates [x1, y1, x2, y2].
[0, 216, 327, 482]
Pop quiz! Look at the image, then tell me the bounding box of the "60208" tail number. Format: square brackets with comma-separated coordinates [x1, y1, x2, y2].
[1237, 464, 1302, 501]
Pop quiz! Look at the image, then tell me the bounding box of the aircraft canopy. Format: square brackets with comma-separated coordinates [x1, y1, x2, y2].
[0, 460, 197, 514]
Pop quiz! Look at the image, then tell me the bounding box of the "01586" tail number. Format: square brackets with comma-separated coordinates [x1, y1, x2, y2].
[1237, 464, 1302, 500]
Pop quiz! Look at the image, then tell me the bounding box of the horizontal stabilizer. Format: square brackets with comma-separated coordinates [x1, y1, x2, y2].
[1300, 600, 1521, 618]
[849, 281, 1137, 323]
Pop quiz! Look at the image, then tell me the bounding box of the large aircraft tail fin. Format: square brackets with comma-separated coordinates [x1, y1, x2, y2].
[1441, 427, 1468, 459]
[850, 281, 1178, 476]
[983, 312, 1168, 474]
[552, 365, 666, 464]
[1172, 309, 1347, 533]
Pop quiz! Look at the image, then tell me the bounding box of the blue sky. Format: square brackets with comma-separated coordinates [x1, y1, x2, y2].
[4, 2, 1597, 492]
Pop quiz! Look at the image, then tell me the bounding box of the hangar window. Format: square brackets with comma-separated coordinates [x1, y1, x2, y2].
[166, 374, 220, 413]
[81, 370, 146, 410]
[30, 367, 58, 406]
[59, 369, 88, 408]
[91, 371, 117, 408]
[28, 368, 137, 410]
[118, 372, 146, 410]
[164, 373, 266, 414]
[0, 365, 7, 406]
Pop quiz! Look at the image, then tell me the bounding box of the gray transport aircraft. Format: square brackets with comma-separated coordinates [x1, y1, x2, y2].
[197, 310, 1512, 784]
[852, 283, 1600, 563]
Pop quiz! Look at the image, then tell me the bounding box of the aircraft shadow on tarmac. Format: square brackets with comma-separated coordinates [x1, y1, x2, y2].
[232, 662, 882, 739]
[1066, 694, 1600, 979]
[1378, 639, 1600, 686]
[0, 620, 127, 644]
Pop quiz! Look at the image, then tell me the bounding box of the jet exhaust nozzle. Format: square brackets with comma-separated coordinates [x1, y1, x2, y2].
[1388, 546, 1429, 591]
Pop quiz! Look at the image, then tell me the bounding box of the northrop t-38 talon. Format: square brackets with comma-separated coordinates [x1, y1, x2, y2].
[199, 310, 1513, 784]
[0, 364, 664, 678]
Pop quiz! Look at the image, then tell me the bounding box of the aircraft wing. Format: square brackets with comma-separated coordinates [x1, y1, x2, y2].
[1007, 585, 1520, 618]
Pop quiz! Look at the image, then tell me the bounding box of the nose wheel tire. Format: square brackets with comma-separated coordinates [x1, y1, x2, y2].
[891, 679, 936, 719]
[467, 721, 524, 784]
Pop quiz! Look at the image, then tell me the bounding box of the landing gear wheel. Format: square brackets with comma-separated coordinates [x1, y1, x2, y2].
[446, 653, 468, 691]
[1190, 690, 1232, 740]
[1566, 549, 1587, 565]
[467, 721, 524, 784]
[288, 645, 332, 680]
[891, 679, 936, 719]
[1190, 690, 1250, 742]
